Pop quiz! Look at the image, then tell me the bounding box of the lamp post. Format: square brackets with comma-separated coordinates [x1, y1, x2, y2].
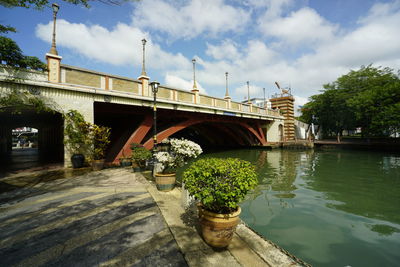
[246, 81, 251, 104]
[225, 72, 230, 99]
[150, 81, 160, 154]
[192, 58, 198, 91]
[49, 3, 60, 55]
[141, 38, 147, 76]
[263, 87, 266, 108]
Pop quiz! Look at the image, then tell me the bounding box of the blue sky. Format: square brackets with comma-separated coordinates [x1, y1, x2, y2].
[1, 0, 400, 109]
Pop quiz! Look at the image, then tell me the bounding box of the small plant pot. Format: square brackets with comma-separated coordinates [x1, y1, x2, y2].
[198, 205, 241, 248]
[155, 172, 176, 192]
[92, 159, 105, 171]
[71, 154, 85, 168]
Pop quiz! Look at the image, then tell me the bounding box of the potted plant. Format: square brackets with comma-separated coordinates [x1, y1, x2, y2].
[182, 157, 258, 248]
[64, 110, 91, 168]
[119, 150, 132, 167]
[131, 146, 152, 172]
[154, 138, 202, 191]
[89, 124, 111, 171]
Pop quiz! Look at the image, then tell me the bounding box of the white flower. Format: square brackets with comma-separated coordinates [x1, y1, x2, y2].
[156, 138, 203, 171]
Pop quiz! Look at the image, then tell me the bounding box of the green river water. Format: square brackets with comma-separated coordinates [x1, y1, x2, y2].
[189, 148, 400, 267]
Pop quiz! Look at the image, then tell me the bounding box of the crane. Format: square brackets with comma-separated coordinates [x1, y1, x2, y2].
[274, 81, 291, 96]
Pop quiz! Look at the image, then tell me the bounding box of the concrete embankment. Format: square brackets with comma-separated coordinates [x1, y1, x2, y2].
[143, 171, 309, 267]
[314, 139, 400, 151]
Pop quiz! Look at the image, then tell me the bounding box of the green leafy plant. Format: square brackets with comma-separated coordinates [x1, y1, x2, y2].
[0, 88, 57, 114]
[89, 124, 111, 160]
[130, 143, 142, 150]
[183, 158, 258, 214]
[131, 147, 152, 168]
[64, 110, 91, 155]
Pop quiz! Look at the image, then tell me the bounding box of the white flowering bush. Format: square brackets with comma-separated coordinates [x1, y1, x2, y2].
[155, 138, 202, 173]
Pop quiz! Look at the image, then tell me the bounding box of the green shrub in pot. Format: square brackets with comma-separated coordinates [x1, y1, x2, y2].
[183, 157, 258, 213]
[182, 157, 258, 248]
[131, 147, 152, 169]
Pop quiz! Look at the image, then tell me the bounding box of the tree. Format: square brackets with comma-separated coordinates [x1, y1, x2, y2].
[0, 0, 135, 9]
[300, 65, 400, 139]
[0, 0, 89, 9]
[300, 85, 356, 142]
[345, 66, 400, 137]
[0, 36, 47, 71]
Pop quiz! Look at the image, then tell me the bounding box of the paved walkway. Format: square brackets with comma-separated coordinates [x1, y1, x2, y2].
[0, 167, 305, 267]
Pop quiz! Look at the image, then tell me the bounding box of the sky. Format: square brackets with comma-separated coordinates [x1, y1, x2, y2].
[1, 0, 400, 112]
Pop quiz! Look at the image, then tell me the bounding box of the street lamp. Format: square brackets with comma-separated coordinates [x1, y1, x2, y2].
[246, 81, 251, 104]
[192, 58, 198, 91]
[141, 38, 147, 76]
[49, 3, 60, 55]
[263, 87, 266, 108]
[150, 81, 160, 154]
[224, 72, 230, 99]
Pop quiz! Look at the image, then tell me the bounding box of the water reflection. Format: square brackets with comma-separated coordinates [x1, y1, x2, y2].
[302, 150, 400, 225]
[200, 148, 400, 266]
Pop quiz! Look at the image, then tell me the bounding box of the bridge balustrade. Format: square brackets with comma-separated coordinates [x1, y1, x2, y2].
[0, 64, 281, 118]
[200, 95, 213, 106]
[59, 64, 281, 117]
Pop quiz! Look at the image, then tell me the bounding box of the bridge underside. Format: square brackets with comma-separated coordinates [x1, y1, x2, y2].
[93, 103, 269, 164]
[0, 107, 64, 172]
[0, 101, 271, 170]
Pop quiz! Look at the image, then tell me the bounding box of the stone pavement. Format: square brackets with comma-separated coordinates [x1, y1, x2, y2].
[0, 167, 305, 267]
[0, 168, 187, 266]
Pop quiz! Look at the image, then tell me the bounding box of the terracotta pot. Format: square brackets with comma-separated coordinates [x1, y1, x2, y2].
[92, 159, 105, 171]
[199, 205, 241, 248]
[155, 172, 176, 192]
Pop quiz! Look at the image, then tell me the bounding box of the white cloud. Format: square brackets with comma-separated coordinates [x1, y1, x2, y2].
[132, 0, 250, 40]
[295, 1, 400, 70]
[234, 83, 264, 101]
[165, 74, 207, 94]
[206, 40, 241, 61]
[256, 0, 294, 18]
[293, 95, 308, 116]
[35, 19, 190, 70]
[259, 7, 338, 46]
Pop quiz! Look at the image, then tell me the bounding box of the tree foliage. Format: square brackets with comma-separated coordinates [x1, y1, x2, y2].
[0, 0, 90, 9]
[300, 65, 400, 138]
[0, 0, 136, 9]
[0, 88, 58, 113]
[0, 36, 47, 71]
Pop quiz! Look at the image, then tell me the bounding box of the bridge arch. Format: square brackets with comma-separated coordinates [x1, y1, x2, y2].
[141, 117, 267, 150]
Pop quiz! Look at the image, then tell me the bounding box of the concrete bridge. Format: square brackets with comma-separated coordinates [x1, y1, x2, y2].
[0, 53, 285, 167]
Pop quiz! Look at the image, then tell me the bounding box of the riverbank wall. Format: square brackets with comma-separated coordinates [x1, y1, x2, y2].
[314, 138, 400, 151]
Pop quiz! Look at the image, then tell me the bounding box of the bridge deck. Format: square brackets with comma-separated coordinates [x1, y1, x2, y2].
[0, 64, 282, 121]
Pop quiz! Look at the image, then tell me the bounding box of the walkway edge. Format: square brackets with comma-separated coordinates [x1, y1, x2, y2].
[142, 174, 307, 267]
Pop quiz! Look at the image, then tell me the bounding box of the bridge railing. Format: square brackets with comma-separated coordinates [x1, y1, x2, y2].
[1, 64, 281, 118]
[59, 64, 282, 117]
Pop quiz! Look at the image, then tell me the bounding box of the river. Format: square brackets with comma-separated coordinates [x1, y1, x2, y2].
[184, 148, 400, 266]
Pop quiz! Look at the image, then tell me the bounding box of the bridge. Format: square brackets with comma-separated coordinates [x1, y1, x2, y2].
[0, 52, 286, 167]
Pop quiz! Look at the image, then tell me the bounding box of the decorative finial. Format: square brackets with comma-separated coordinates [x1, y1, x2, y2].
[141, 38, 147, 76]
[192, 58, 198, 92]
[224, 72, 230, 99]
